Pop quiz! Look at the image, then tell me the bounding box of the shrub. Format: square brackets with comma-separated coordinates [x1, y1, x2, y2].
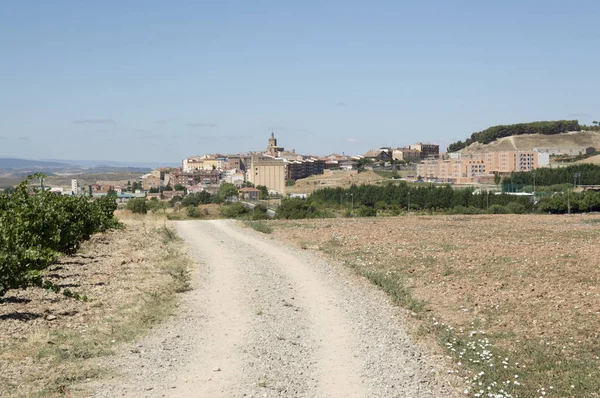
[126, 198, 147, 214]
[182, 191, 212, 207]
[277, 198, 327, 219]
[186, 206, 202, 218]
[488, 204, 508, 214]
[220, 202, 249, 218]
[251, 204, 270, 220]
[0, 175, 119, 296]
[245, 220, 273, 234]
[358, 206, 377, 217]
[505, 201, 526, 214]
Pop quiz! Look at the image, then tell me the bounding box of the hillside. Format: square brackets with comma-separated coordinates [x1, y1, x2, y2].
[460, 130, 600, 154]
[285, 170, 387, 195]
[447, 120, 581, 152]
[0, 158, 71, 169]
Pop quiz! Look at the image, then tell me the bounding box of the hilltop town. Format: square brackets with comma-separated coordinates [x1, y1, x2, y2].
[40, 124, 596, 203]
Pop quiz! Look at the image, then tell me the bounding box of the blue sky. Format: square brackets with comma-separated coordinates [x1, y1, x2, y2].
[1, 1, 599, 164]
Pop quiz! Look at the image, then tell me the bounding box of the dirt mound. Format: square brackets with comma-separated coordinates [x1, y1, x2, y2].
[286, 171, 386, 194]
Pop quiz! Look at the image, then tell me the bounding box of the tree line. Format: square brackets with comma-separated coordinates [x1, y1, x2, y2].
[277, 182, 534, 219]
[275, 180, 600, 219]
[502, 164, 600, 188]
[448, 120, 581, 152]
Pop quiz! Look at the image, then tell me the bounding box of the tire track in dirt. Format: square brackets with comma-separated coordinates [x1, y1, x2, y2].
[85, 219, 456, 397]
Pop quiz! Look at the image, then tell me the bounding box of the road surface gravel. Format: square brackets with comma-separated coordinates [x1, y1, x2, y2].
[86, 219, 457, 397]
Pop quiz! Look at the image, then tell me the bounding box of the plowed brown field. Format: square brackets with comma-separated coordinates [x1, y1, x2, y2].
[272, 214, 600, 397]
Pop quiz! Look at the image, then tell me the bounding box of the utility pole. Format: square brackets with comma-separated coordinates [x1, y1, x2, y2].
[532, 172, 536, 195]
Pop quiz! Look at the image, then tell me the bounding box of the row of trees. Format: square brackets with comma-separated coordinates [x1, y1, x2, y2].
[502, 164, 600, 188]
[276, 180, 600, 219]
[276, 183, 534, 219]
[448, 120, 581, 152]
[0, 176, 119, 296]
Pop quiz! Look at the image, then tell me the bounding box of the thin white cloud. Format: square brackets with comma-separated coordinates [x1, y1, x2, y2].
[336, 101, 348, 107]
[73, 118, 117, 125]
[347, 138, 360, 144]
[17, 136, 31, 142]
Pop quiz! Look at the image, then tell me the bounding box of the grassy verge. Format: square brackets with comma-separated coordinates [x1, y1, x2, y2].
[244, 220, 274, 234]
[0, 215, 193, 397]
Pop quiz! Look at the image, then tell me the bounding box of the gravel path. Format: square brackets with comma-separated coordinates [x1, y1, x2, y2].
[85, 219, 457, 397]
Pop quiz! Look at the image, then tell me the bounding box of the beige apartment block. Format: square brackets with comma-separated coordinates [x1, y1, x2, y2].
[417, 150, 546, 183]
[392, 147, 420, 162]
[183, 157, 205, 171]
[248, 157, 286, 194]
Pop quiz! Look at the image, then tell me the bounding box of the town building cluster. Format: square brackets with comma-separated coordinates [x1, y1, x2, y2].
[52, 133, 595, 201]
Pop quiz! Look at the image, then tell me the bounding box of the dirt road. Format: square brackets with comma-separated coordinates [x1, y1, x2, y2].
[88, 220, 455, 397]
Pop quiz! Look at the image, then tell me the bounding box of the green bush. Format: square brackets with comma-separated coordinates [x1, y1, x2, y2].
[358, 206, 377, 217]
[0, 176, 119, 296]
[505, 201, 526, 214]
[446, 206, 487, 215]
[488, 204, 508, 214]
[186, 206, 202, 218]
[182, 191, 212, 207]
[277, 198, 326, 219]
[126, 198, 147, 214]
[220, 202, 249, 218]
[251, 204, 270, 220]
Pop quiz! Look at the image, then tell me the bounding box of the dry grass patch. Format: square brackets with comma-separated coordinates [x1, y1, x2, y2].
[272, 214, 600, 397]
[0, 212, 193, 397]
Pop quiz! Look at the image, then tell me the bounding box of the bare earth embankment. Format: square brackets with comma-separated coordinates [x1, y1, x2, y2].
[461, 130, 600, 153]
[271, 214, 600, 397]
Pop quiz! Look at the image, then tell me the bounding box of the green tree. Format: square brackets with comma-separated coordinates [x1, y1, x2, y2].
[494, 172, 501, 187]
[148, 187, 159, 193]
[163, 184, 173, 191]
[174, 184, 187, 194]
[217, 182, 239, 202]
[255, 185, 269, 199]
[286, 179, 296, 186]
[126, 198, 147, 214]
[357, 158, 374, 172]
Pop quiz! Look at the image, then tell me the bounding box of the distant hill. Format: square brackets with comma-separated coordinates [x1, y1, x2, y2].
[459, 130, 600, 154]
[0, 158, 72, 169]
[0, 157, 155, 187]
[448, 120, 581, 152]
[42, 159, 180, 169]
